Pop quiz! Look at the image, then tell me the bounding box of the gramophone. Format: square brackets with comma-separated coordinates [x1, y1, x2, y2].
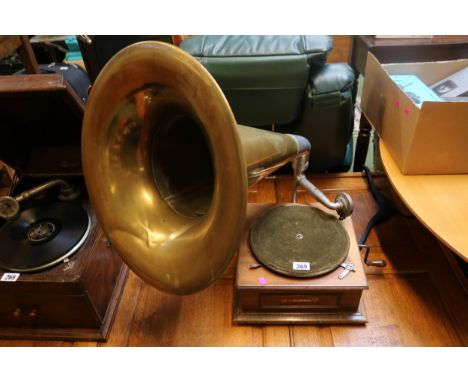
[0, 73, 128, 340]
[82, 42, 368, 323]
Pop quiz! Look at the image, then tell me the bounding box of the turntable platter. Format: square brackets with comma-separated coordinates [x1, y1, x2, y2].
[249, 204, 349, 277]
[0, 202, 90, 272]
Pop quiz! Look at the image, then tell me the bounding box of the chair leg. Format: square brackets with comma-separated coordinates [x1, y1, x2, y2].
[17, 36, 40, 74]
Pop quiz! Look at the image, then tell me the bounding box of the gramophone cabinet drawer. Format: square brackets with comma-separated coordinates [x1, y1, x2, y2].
[0, 292, 100, 328]
[239, 289, 362, 312]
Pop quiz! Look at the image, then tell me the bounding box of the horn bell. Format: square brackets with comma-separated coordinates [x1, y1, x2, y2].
[82, 42, 304, 294]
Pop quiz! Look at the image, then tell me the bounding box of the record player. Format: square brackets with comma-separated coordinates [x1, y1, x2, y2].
[234, 202, 368, 324]
[0, 74, 128, 341]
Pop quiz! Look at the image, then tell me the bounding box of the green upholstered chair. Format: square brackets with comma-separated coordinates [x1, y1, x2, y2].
[180, 35, 355, 173]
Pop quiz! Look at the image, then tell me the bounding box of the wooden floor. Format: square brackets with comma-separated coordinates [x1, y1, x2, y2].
[1, 173, 467, 346]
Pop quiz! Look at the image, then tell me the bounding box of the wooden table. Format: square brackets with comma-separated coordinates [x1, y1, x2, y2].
[380, 140, 468, 262]
[351, 35, 468, 172]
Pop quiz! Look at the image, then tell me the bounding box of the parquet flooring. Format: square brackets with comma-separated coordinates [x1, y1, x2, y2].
[1, 173, 467, 346]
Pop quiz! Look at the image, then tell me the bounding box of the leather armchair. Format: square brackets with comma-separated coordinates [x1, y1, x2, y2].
[180, 35, 355, 173]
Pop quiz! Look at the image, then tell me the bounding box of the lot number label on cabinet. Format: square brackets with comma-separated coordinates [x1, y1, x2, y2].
[1, 273, 20, 282]
[292, 262, 310, 271]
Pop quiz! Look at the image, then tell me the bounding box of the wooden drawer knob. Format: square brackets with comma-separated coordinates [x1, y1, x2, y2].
[12, 308, 21, 318]
[28, 309, 38, 318]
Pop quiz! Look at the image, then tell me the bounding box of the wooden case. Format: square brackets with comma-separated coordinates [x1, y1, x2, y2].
[234, 203, 368, 324]
[0, 74, 128, 341]
[0, 205, 128, 341]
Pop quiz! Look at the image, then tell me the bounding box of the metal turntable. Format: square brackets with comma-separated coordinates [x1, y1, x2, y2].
[250, 204, 350, 278]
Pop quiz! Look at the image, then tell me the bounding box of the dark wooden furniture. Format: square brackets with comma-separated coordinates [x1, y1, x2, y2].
[0, 206, 128, 341]
[234, 203, 367, 324]
[350, 35, 468, 172]
[77, 35, 174, 83]
[0, 72, 128, 341]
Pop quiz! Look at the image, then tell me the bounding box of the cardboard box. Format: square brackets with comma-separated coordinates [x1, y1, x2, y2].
[361, 53, 468, 175]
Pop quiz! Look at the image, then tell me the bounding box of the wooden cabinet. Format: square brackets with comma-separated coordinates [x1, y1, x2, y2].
[234, 204, 368, 324]
[0, 209, 128, 341]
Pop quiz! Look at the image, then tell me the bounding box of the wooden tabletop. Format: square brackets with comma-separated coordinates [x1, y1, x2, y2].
[380, 140, 468, 261]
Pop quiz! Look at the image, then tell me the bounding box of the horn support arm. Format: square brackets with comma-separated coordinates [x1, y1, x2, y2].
[290, 137, 354, 220]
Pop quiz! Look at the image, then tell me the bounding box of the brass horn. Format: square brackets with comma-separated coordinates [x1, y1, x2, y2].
[82, 42, 352, 295]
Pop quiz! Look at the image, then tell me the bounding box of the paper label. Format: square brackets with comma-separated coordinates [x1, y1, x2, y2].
[1, 273, 20, 282]
[293, 262, 310, 271]
[258, 277, 268, 286]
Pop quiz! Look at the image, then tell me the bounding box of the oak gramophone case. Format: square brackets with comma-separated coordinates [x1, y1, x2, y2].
[0, 73, 128, 341]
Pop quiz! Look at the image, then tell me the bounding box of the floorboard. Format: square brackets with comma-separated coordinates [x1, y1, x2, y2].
[1, 173, 466, 347]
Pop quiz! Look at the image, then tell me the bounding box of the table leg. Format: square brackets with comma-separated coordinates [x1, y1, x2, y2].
[353, 114, 372, 172]
[359, 165, 395, 245]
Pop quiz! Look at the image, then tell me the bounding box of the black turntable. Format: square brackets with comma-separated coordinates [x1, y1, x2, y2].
[0, 201, 90, 273]
[0, 73, 128, 341]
